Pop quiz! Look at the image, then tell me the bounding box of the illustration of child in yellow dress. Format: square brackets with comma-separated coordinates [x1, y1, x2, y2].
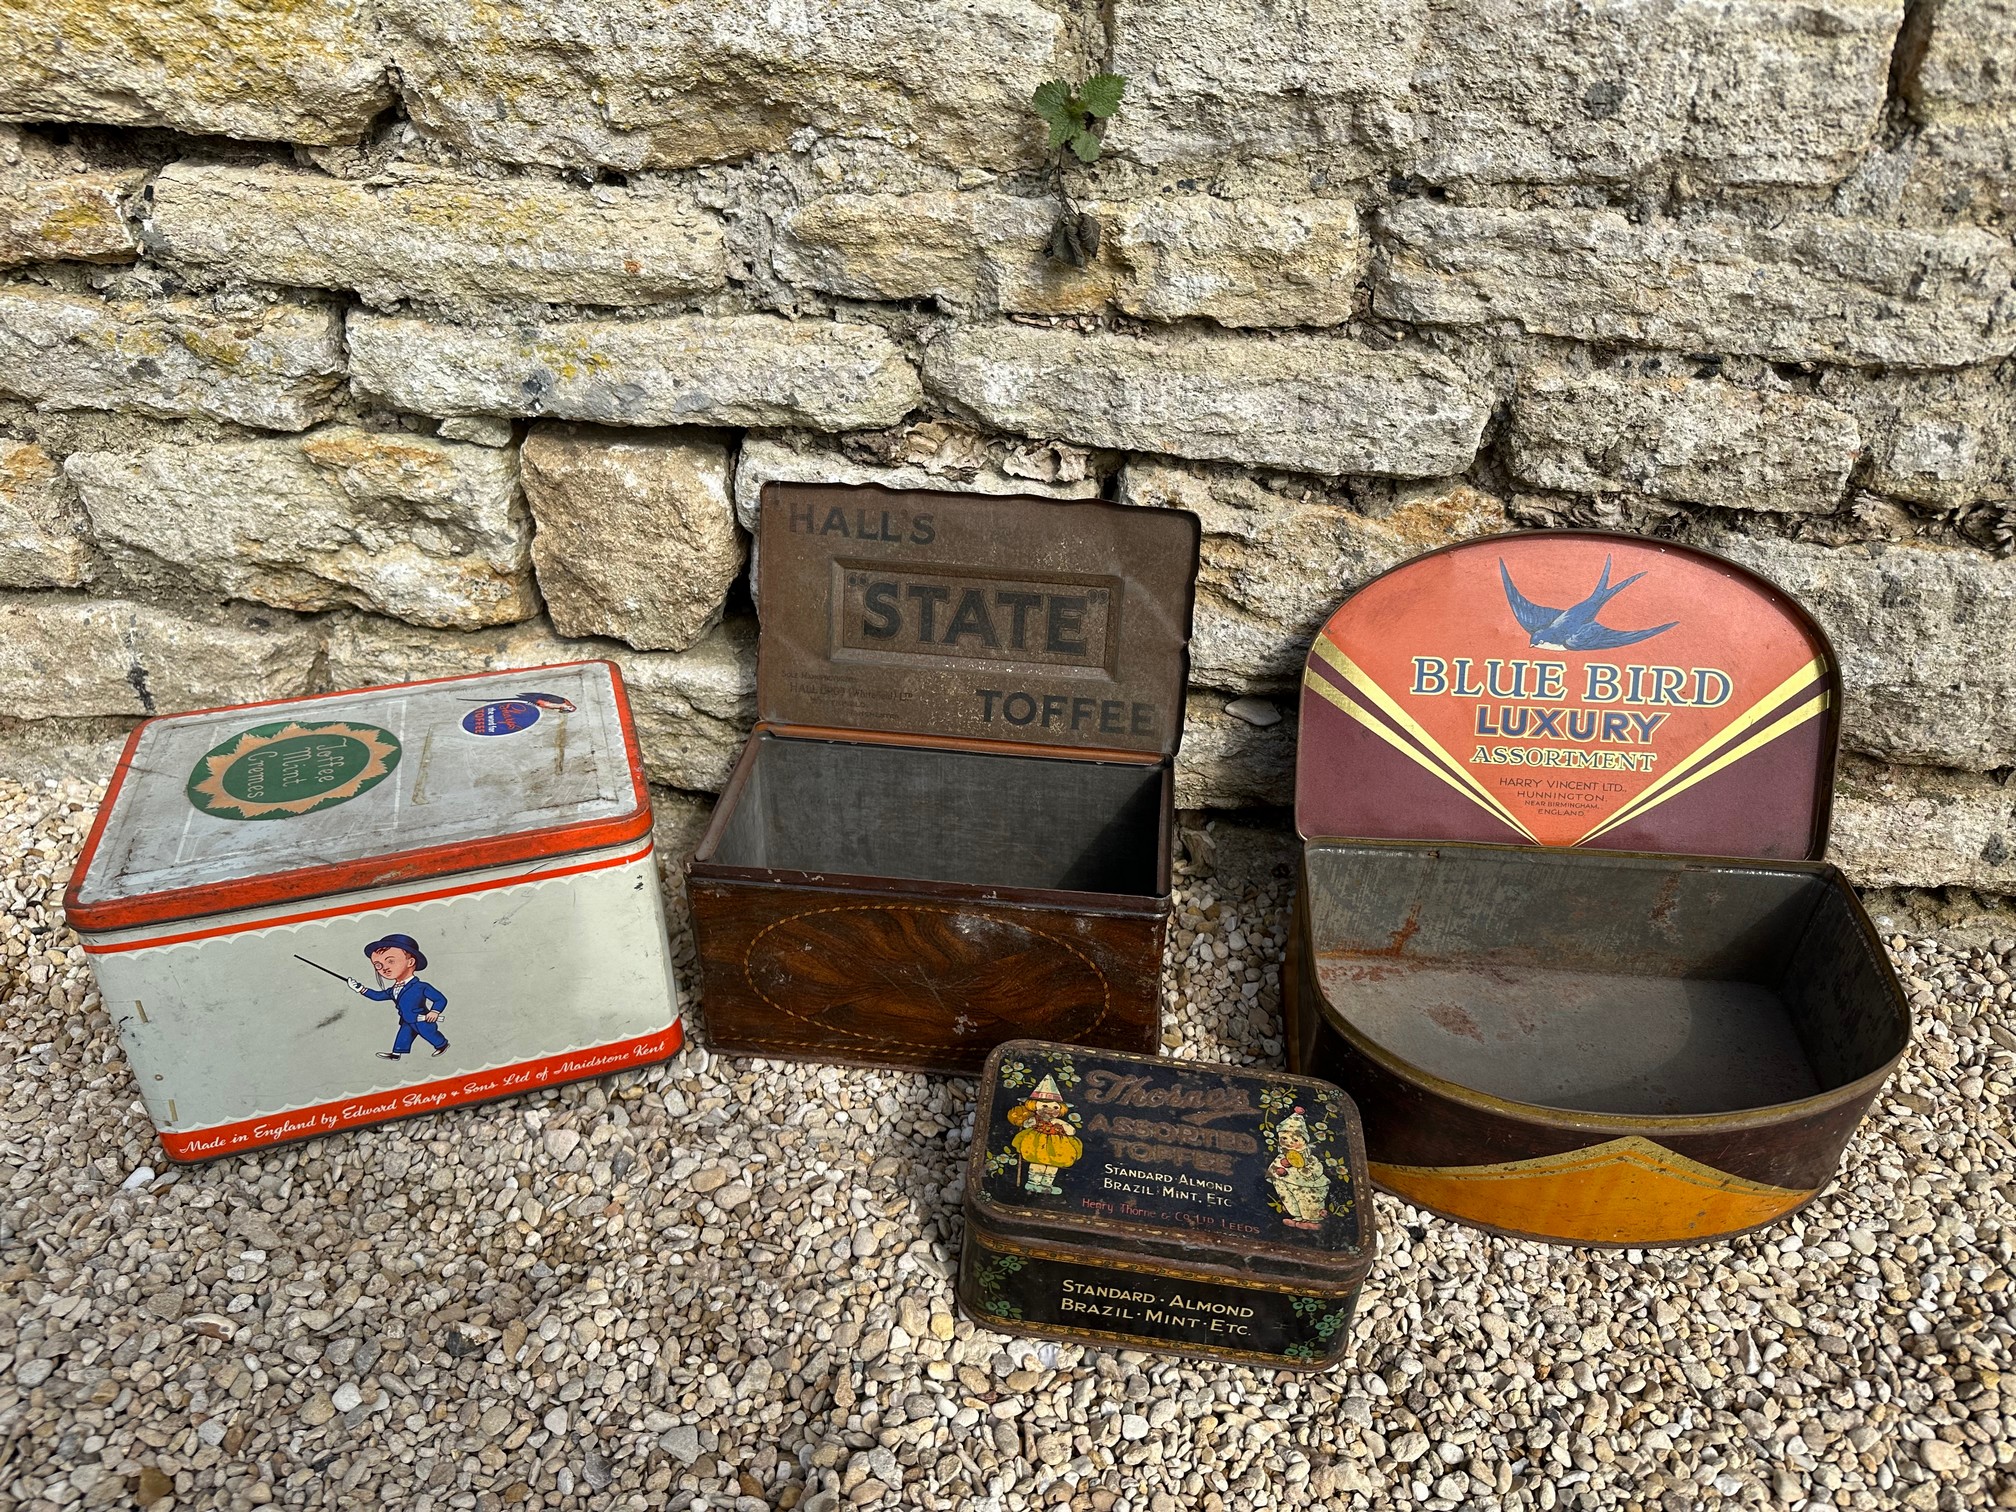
[1267, 1108, 1331, 1229]
[1007, 1075, 1083, 1194]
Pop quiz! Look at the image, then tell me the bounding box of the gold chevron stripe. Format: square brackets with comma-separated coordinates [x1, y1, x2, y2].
[1302, 678, 1538, 844]
[1308, 638, 1537, 840]
[1581, 691, 1831, 846]
[1576, 657, 1830, 845]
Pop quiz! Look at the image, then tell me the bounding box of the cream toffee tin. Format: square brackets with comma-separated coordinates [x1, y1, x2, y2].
[65, 662, 682, 1159]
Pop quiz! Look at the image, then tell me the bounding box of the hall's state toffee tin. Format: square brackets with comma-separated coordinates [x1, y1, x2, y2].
[689, 483, 1201, 1075]
[65, 662, 683, 1160]
[959, 1042, 1375, 1369]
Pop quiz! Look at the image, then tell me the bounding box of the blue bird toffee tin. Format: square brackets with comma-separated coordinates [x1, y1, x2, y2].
[959, 1041, 1375, 1369]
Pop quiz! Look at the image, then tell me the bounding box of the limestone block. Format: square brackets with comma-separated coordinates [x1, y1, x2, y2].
[1175, 695, 1297, 810]
[324, 613, 757, 791]
[1407, 0, 1899, 188]
[773, 192, 1109, 316]
[65, 426, 535, 629]
[0, 285, 344, 430]
[1509, 368, 1862, 513]
[521, 424, 743, 653]
[1110, 197, 1367, 329]
[0, 131, 139, 269]
[1909, 0, 2015, 125]
[1830, 755, 2016, 891]
[775, 191, 1367, 327]
[1105, 0, 1420, 176]
[0, 715, 137, 786]
[1109, 0, 1894, 189]
[1375, 205, 2016, 369]
[923, 325, 1488, 478]
[1686, 529, 2016, 770]
[0, 591, 322, 719]
[0, 0, 392, 143]
[1122, 464, 1513, 692]
[347, 311, 920, 431]
[379, 0, 1072, 172]
[0, 439, 92, 587]
[144, 164, 727, 309]
[1835, 368, 2016, 509]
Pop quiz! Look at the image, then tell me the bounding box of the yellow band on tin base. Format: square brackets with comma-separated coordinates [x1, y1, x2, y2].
[1373, 1136, 1813, 1245]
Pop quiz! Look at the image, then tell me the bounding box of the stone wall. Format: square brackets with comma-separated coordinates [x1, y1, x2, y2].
[2, 0, 2013, 890]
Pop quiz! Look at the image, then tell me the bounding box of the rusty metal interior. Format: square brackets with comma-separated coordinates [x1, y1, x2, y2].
[1305, 844, 1909, 1117]
[705, 732, 1166, 895]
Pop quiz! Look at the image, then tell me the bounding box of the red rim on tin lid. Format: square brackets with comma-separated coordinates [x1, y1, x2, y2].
[1294, 531, 1842, 862]
[66, 660, 651, 933]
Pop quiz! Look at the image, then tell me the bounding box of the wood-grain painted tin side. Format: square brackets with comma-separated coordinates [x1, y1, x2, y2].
[690, 875, 1165, 1075]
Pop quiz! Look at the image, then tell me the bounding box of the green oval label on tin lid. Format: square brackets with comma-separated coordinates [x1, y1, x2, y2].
[186, 720, 402, 821]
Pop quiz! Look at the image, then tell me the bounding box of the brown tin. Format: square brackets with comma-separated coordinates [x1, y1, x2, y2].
[688, 484, 1201, 1075]
[1285, 531, 1911, 1247]
[959, 1041, 1375, 1368]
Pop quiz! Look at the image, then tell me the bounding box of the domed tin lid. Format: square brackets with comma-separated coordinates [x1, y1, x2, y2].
[1295, 531, 1840, 859]
[965, 1041, 1374, 1290]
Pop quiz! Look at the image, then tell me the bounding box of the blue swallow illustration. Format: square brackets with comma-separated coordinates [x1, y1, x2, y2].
[1499, 556, 1678, 652]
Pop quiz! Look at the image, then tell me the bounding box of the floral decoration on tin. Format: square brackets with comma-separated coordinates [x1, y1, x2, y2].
[1259, 1087, 1358, 1225]
[973, 1250, 1027, 1320]
[1283, 1295, 1356, 1363]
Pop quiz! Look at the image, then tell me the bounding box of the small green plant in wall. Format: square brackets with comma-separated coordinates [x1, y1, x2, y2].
[1031, 73, 1126, 266]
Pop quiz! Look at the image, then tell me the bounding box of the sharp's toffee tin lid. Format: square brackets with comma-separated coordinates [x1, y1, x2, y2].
[1296, 530, 1842, 861]
[66, 661, 650, 933]
[965, 1041, 1374, 1288]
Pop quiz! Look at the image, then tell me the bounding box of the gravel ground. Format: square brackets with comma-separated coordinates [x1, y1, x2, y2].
[1, 776, 2012, 1512]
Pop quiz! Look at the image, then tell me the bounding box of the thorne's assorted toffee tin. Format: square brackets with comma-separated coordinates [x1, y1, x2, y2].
[689, 483, 1201, 1075]
[65, 662, 683, 1160]
[959, 1042, 1374, 1369]
[1286, 531, 1911, 1246]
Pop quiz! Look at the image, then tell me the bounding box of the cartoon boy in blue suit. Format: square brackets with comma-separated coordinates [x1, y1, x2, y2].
[347, 934, 450, 1060]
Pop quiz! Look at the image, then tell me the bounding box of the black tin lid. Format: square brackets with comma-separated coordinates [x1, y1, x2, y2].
[965, 1041, 1375, 1290]
[758, 483, 1201, 758]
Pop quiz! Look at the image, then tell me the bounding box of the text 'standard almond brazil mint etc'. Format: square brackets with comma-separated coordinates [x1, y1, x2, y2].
[687, 483, 1201, 1074]
[959, 1042, 1375, 1369]
[65, 662, 683, 1159]
[1286, 531, 1910, 1247]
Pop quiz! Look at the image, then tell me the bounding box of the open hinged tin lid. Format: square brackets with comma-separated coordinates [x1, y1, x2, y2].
[758, 483, 1201, 758]
[66, 662, 651, 934]
[1296, 531, 1842, 860]
[966, 1042, 1375, 1289]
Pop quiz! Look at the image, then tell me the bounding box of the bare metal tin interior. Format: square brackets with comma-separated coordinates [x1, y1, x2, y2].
[1290, 531, 1912, 1246]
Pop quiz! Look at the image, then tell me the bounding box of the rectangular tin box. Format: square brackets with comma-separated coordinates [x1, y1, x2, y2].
[65, 662, 683, 1160]
[689, 484, 1200, 1075]
[959, 1041, 1375, 1369]
[1285, 531, 1910, 1246]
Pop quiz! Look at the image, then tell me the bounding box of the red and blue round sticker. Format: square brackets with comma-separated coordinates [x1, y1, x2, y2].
[460, 691, 577, 737]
